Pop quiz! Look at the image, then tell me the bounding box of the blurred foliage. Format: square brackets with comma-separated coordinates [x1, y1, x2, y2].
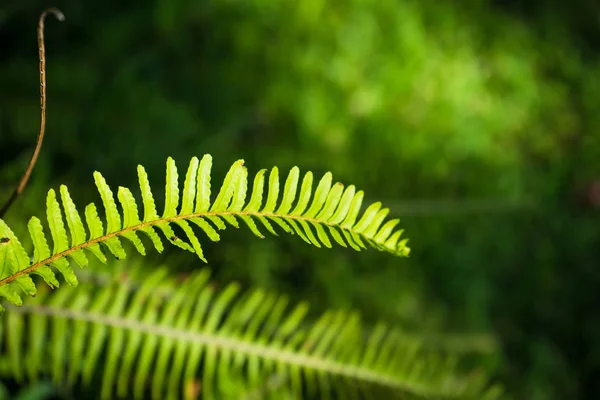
[0, 381, 57, 400]
[1, 0, 600, 398]
[0, 259, 502, 400]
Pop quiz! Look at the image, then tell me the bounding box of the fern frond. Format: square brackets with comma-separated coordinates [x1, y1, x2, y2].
[0, 263, 501, 400]
[0, 156, 410, 312]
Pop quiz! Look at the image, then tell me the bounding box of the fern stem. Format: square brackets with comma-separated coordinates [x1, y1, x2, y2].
[0, 210, 388, 287]
[0, 9, 64, 218]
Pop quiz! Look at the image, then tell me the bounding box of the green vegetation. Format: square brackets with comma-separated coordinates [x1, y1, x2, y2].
[1, 0, 599, 398]
[0, 155, 409, 309]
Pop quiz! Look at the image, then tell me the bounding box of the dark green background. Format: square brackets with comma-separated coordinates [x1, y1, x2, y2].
[1, 0, 600, 398]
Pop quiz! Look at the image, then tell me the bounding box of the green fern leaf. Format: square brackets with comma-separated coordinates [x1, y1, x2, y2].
[290, 171, 313, 216]
[84, 203, 110, 262]
[181, 156, 200, 215]
[117, 187, 147, 255]
[0, 262, 500, 399]
[94, 172, 122, 234]
[27, 217, 60, 288]
[163, 157, 180, 218]
[137, 165, 159, 221]
[0, 156, 410, 312]
[195, 154, 213, 213]
[60, 186, 87, 247]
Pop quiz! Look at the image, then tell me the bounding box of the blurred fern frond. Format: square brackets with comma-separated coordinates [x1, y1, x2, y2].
[0, 262, 501, 400]
[0, 155, 410, 313]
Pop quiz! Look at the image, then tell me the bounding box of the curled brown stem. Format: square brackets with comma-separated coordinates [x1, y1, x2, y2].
[0, 8, 65, 218]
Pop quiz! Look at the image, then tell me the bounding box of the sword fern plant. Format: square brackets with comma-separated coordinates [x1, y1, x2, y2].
[0, 7, 502, 400]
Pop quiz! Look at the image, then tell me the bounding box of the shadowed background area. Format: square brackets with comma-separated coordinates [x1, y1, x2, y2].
[1, 0, 600, 398]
